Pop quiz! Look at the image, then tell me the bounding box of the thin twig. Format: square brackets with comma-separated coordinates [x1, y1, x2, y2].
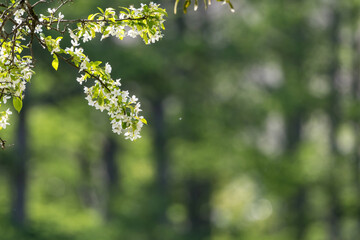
[0, 137, 6, 150]
[32, 0, 47, 8]
[54, 0, 72, 13]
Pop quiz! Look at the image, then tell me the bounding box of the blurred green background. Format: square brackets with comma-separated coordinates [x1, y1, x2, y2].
[1, 0, 360, 239]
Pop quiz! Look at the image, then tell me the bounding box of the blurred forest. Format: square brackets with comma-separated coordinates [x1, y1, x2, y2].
[1, 0, 360, 240]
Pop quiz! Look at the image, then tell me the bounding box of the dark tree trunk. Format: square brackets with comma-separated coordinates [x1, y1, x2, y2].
[327, 7, 342, 240]
[102, 136, 119, 220]
[280, 20, 308, 239]
[276, 0, 310, 237]
[186, 178, 212, 240]
[152, 99, 169, 194]
[284, 110, 308, 240]
[10, 99, 28, 227]
[151, 98, 170, 227]
[103, 137, 119, 189]
[292, 186, 308, 240]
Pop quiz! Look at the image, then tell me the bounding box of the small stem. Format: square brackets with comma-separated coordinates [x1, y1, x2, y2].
[54, 52, 111, 92]
[41, 16, 148, 25]
[32, 0, 47, 8]
[54, 0, 72, 14]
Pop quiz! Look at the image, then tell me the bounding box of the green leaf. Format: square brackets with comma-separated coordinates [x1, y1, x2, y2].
[13, 97, 22, 113]
[119, 7, 130, 14]
[184, 0, 191, 13]
[141, 118, 148, 125]
[93, 61, 102, 66]
[154, 9, 168, 17]
[98, 97, 104, 106]
[147, 19, 155, 29]
[55, 36, 63, 42]
[97, 7, 104, 14]
[52, 55, 59, 71]
[88, 13, 99, 20]
[149, 28, 156, 35]
[98, 91, 104, 105]
[142, 33, 149, 44]
[103, 29, 110, 36]
[93, 86, 100, 98]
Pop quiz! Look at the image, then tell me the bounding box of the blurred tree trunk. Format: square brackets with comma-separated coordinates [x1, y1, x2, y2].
[186, 178, 212, 240]
[152, 98, 170, 224]
[152, 99, 169, 193]
[10, 98, 28, 227]
[281, 14, 309, 240]
[327, 6, 342, 240]
[284, 105, 308, 240]
[102, 136, 119, 220]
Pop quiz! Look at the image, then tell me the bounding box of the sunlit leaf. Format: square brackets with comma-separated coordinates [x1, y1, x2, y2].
[13, 97, 22, 113]
[52, 54, 59, 71]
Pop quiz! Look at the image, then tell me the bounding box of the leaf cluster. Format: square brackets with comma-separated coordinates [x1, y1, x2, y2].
[0, 0, 167, 142]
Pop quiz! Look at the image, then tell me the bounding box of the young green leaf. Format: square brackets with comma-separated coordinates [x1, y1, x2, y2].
[154, 9, 168, 17]
[97, 7, 104, 14]
[13, 97, 22, 113]
[141, 118, 148, 125]
[52, 54, 59, 71]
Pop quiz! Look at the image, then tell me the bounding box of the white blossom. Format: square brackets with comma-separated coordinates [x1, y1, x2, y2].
[0, 109, 12, 129]
[76, 74, 86, 85]
[34, 25, 43, 33]
[58, 12, 64, 19]
[14, 9, 25, 24]
[82, 31, 92, 42]
[127, 29, 138, 38]
[105, 63, 112, 74]
[48, 8, 56, 14]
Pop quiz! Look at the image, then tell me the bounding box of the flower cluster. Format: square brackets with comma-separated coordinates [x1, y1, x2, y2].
[0, 18, 34, 130]
[0, 109, 12, 130]
[0, 40, 33, 98]
[68, 2, 166, 44]
[45, 3, 165, 140]
[0, 0, 166, 141]
[63, 44, 147, 140]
